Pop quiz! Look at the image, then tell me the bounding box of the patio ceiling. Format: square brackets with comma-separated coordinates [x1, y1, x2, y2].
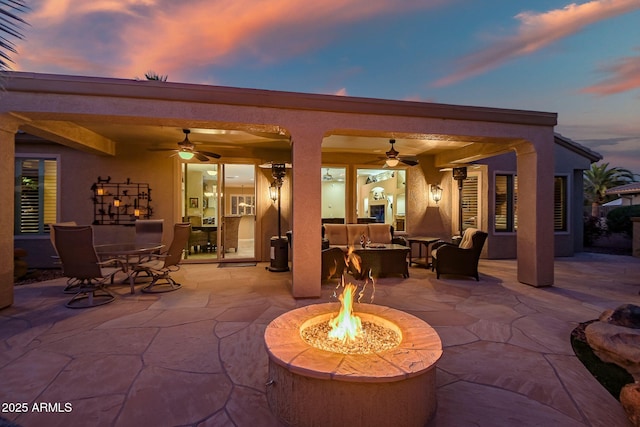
[18, 120, 496, 167]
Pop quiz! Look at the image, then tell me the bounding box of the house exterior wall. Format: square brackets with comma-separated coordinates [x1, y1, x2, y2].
[477, 142, 593, 259]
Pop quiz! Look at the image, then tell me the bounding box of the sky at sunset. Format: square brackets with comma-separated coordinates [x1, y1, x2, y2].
[12, 0, 640, 175]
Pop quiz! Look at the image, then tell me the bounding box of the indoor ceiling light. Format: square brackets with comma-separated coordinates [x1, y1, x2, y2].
[179, 150, 194, 160]
[385, 158, 400, 167]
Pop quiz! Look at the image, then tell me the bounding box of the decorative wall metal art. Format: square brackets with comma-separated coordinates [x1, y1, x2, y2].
[91, 177, 153, 225]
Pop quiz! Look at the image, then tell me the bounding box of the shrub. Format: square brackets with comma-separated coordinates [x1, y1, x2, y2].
[583, 214, 605, 246]
[606, 205, 640, 238]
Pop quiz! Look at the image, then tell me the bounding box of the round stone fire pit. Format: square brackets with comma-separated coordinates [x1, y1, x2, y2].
[264, 303, 442, 427]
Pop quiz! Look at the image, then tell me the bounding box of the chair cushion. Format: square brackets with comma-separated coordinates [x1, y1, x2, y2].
[324, 224, 348, 246]
[459, 228, 478, 249]
[367, 224, 392, 244]
[346, 224, 369, 246]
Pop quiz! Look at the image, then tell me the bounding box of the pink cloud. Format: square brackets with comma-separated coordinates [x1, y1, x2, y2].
[581, 52, 640, 95]
[15, 0, 441, 82]
[434, 0, 640, 87]
[333, 88, 348, 96]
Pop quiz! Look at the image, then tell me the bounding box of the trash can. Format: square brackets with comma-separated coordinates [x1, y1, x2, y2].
[268, 236, 289, 272]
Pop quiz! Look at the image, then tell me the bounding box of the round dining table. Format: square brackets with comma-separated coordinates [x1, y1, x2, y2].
[95, 242, 165, 294]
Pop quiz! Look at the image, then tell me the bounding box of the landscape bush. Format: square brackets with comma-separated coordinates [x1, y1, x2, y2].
[583, 214, 605, 246]
[606, 205, 640, 238]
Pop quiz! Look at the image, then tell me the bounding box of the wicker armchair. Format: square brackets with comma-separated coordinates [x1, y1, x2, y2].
[431, 228, 487, 281]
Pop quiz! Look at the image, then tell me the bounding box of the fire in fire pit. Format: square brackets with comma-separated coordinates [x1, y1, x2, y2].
[300, 282, 401, 354]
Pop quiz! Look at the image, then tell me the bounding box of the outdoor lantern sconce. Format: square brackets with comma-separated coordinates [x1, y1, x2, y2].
[430, 184, 442, 204]
[269, 180, 278, 203]
[113, 197, 121, 207]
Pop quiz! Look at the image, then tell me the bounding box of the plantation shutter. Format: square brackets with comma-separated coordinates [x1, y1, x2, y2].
[554, 177, 567, 231]
[462, 175, 478, 230]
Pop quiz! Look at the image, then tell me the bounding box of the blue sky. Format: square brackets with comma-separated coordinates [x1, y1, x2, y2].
[13, 0, 640, 174]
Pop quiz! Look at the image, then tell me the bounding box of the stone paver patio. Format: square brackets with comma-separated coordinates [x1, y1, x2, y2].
[2, 252, 640, 426]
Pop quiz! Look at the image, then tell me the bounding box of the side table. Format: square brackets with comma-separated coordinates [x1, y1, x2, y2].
[407, 236, 441, 269]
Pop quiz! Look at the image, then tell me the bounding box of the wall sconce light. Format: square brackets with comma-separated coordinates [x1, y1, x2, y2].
[113, 197, 121, 207]
[430, 185, 442, 204]
[134, 208, 140, 217]
[96, 187, 104, 196]
[268, 180, 278, 203]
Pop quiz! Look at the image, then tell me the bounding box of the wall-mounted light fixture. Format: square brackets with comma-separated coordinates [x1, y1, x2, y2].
[430, 184, 442, 204]
[268, 180, 278, 203]
[96, 187, 105, 196]
[113, 197, 121, 207]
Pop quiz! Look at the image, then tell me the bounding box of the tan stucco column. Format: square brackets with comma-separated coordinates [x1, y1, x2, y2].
[515, 134, 555, 287]
[0, 116, 18, 309]
[289, 127, 324, 298]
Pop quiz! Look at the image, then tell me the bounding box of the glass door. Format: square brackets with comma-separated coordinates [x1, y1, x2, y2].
[221, 164, 256, 260]
[182, 163, 220, 261]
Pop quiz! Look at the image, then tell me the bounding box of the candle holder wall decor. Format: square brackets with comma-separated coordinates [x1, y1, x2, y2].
[91, 177, 153, 225]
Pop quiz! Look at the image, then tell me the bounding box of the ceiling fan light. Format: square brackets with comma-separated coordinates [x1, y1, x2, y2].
[385, 158, 400, 167]
[179, 151, 194, 160]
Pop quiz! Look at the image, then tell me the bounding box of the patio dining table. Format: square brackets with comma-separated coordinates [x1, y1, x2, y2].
[95, 243, 164, 294]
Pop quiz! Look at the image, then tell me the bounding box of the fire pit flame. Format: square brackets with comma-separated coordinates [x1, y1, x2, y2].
[328, 283, 362, 343]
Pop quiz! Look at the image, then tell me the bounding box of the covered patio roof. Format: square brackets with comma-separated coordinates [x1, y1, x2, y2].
[2, 71, 558, 306]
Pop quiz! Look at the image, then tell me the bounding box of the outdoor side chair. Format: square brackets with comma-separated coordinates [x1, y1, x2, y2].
[52, 225, 123, 308]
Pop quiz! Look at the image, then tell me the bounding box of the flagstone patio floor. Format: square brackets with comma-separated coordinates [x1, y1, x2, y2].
[2, 252, 640, 426]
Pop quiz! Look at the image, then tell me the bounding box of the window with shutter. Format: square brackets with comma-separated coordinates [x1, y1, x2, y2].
[462, 175, 478, 231]
[554, 176, 567, 231]
[495, 174, 517, 232]
[15, 158, 58, 235]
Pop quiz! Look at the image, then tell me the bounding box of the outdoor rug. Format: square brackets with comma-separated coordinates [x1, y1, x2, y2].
[218, 262, 257, 268]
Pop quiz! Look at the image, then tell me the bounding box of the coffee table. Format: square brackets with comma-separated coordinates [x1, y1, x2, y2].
[351, 244, 410, 278]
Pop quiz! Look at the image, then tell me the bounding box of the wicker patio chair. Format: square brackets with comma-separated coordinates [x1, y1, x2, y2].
[431, 228, 488, 281]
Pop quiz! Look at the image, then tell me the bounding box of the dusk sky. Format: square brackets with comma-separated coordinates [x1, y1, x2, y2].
[13, 0, 640, 174]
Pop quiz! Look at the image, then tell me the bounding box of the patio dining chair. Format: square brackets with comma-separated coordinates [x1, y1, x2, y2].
[49, 221, 80, 293]
[132, 222, 191, 293]
[52, 225, 123, 308]
[133, 219, 164, 263]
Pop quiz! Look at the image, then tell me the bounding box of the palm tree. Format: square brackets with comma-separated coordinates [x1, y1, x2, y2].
[0, 1, 29, 72]
[584, 162, 636, 217]
[144, 71, 168, 81]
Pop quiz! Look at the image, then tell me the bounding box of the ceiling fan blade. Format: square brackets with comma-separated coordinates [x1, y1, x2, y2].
[198, 150, 222, 159]
[400, 158, 419, 166]
[194, 152, 210, 162]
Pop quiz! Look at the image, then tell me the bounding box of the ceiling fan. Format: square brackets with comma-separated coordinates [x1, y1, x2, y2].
[149, 129, 222, 161]
[381, 139, 419, 167]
